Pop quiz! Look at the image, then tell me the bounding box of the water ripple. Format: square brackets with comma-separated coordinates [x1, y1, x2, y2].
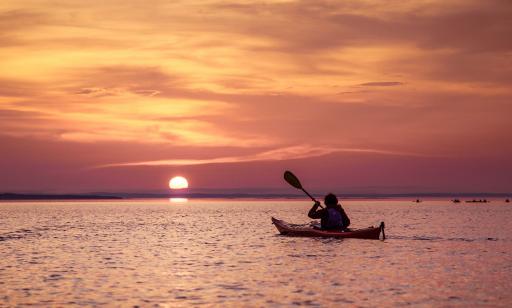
[0, 200, 511, 307]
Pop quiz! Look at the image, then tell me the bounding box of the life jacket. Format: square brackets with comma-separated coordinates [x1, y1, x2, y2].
[322, 207, 344, 229]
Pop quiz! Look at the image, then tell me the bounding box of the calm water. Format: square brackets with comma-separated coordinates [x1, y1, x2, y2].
[1, 199, 511, 307]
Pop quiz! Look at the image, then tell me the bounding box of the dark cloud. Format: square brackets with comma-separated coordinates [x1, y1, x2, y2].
[204, 0, 512, 54]
[190, 1, 512, 85]
[421, 52, 512, 84]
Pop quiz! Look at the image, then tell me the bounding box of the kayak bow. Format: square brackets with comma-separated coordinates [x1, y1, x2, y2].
[272, 217, 385, 240]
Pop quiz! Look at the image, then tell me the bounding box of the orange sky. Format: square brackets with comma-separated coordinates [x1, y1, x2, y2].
[1, 0, 511, 193]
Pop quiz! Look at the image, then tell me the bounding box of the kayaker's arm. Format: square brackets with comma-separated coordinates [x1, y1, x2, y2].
[308, 201, 323, 219]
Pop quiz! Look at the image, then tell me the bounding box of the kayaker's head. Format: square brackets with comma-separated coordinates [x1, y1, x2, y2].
[324, 193, 338, 207]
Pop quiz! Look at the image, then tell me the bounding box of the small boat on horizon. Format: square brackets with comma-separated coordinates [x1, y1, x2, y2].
[465, 199, 489, 203]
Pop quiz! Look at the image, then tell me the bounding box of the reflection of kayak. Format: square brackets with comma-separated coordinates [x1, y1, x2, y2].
[271, 217, 385, 240]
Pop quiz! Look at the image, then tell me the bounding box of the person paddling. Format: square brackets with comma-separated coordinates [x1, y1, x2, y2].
[308, 193, 350, 230]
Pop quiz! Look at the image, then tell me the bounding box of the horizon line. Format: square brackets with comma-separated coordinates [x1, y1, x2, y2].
[1, 192, 510, 201]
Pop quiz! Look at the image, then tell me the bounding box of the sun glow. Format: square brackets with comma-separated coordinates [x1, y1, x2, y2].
[169, 176, 189, 189]
[169, 197, 188, 203]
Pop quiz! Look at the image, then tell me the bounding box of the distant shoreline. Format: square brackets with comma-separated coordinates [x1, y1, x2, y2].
[0, 193, 123, 200]
[0, 192, 509, 201]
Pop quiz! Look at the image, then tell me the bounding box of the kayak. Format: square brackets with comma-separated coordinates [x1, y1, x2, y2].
[271, 217, 385, 240]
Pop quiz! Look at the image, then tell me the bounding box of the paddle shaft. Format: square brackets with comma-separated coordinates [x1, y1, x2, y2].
[283, 170, 323, 208]
[301, 188, 324, 208]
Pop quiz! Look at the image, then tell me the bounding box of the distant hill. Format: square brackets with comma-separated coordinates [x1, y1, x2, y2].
[0, 193, 123, 200]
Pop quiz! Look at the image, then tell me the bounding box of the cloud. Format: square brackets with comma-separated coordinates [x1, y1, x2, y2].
[97, 144, 434, 168]
[194, 0, 510, 57]
[0, 1, 511, 193]
[0, 9, 47, 32]
[1, 1, 511, 161]
[0, 109, 48, 121]
[0, 78, 42, 97]
[359, 82, 403, 87]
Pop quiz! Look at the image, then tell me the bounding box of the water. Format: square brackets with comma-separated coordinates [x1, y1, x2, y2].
[1, 199, 511, 307]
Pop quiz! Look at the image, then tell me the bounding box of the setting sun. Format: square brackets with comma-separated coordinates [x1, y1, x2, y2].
[169, 176, 189, 190]
[1, 1, 511, 307]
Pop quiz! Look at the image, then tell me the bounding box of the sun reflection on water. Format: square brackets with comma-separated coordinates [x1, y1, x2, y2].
[169, 198, 188, 203]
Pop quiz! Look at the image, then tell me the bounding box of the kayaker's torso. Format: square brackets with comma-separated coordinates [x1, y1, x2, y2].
[323, 208, 343, 229]
[308, 203, 350, 230]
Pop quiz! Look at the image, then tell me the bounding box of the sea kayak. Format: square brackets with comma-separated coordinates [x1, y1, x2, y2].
[271, 217, 385, 240]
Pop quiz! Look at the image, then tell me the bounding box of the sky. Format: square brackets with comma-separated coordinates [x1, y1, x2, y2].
[1, 0, 511, 194]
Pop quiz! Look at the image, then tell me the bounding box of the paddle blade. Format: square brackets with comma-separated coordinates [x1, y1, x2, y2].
[284, 170, 302, 189]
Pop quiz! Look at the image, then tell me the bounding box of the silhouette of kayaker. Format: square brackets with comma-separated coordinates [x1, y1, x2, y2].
[308, 193, 350, 230]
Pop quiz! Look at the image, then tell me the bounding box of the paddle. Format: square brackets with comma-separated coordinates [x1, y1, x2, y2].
[283, 170, 323, 208]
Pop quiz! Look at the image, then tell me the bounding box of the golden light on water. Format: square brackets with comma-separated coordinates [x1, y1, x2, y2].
[169, 176, 189, 190]
[169, 198, 188, 203]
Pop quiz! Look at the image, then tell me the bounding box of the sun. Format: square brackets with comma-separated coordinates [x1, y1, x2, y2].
[169, 176, 189, 189]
